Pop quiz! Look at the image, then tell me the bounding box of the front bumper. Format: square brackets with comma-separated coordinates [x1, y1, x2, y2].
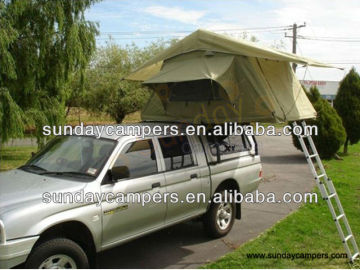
[0, 236, 39, 269]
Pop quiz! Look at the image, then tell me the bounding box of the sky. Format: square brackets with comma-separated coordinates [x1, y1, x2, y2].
[85, 0, 360, 81]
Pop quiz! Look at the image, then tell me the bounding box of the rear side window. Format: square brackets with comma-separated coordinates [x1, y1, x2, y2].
[158, 136, 195, 171]
[113, 139, 157, 179]
[208, 134, 251, 156]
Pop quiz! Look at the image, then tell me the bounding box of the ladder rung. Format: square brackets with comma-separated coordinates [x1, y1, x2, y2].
[327, 193, 337, 199]
[307, 154, 318, 159]
[343, 234, 353, 243]
[316, 174, 326, 179]
[335, 214, 345, 221]
[351, 252, 359, 262]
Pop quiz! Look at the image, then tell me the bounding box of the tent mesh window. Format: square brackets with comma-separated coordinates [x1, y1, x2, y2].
[168, 79, 221, 102]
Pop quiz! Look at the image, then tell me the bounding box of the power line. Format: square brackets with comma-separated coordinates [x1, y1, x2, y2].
[304, 35, 360, 40]
[98, 25, 294, 36]
[297, 35, 360, 42]
[96, 28, 291, 40]
[96, 36, 174, 40]
[326, 62, 360, 64]
[96, 33, 287, 40]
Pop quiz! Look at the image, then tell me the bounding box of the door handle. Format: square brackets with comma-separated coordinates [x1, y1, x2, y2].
[152, 182, 161, 189]
[190, 173, 198, 179]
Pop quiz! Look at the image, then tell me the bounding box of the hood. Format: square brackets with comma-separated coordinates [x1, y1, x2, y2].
[0, 169, 87, 215]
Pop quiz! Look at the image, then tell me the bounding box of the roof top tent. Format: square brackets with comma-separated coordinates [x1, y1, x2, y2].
[126, 29, 338, 124]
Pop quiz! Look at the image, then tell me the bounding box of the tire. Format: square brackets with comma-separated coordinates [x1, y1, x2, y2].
[25, 238, 89, 269]
[203, 189, 236, 238]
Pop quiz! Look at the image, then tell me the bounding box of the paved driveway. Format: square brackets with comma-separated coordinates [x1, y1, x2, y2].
[98, 134, 315, 268]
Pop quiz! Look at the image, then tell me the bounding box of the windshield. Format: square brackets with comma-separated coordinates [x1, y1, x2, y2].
[21, 136, 117, 181]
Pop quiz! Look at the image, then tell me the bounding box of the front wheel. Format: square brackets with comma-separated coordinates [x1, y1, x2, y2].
[203, 190, 236, 238]
[25, 238, 89, 269]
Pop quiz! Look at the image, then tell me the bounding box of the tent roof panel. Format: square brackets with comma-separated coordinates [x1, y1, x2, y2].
[126, 29, 338, 81]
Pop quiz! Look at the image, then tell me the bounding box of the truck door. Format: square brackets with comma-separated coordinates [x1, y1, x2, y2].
[157, 135, 203, 223]
[101, 138, 167, 248]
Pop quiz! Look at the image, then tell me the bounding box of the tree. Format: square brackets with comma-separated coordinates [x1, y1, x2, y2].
[81, 40, 175, 123]
[0, 1, 24, 143]
[292, 86, 346, 159]
[334, 68, 360, 154]
[0, 0, 99, 146]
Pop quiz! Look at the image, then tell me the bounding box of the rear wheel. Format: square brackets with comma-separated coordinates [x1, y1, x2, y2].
[25, 238, 89, 269]
[203, 189, 236, 238]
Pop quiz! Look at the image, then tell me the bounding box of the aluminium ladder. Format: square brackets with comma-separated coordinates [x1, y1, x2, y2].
[293, 121, 359, 263]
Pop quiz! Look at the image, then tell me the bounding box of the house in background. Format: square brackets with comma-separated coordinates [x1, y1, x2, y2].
[300, 80, 339, 106]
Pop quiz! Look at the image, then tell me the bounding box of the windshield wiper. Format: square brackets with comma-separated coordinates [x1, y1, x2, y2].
[39, 171, 95, 178]
[19, 164, 48, 172]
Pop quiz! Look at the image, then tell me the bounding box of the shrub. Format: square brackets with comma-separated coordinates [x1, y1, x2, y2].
[334, 67, 360, 154]
[292, 86, 346, 159]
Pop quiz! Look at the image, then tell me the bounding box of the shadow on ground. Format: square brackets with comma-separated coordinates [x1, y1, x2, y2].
[98, 221, 210, 269]
[260, 154, 305, 165]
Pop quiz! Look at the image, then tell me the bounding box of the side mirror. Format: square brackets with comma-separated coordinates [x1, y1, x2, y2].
[110, 166, 130, 182]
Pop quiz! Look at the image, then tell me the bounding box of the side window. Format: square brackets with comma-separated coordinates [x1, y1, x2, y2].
[158, 136, 195, 171]
[113, 139, 157, 179]
[208, 134, 251, 156]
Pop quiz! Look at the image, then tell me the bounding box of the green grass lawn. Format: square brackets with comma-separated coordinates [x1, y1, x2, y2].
[0, 146, 36, 171]
[205, 143, 360, 269]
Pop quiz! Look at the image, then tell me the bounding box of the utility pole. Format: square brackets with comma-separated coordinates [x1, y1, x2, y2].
[285, 22, 306, 72]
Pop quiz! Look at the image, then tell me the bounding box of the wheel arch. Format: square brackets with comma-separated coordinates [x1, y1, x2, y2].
[32, 221, 96, 267]
[213, 178, 241, 220]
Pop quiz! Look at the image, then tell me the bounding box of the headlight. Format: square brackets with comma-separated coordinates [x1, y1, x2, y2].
[0, 220, 5, 244]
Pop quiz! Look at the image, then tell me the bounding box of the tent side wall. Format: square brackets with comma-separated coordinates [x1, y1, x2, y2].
[141, 83, 242, 124]
[141, 52, 316, 124]
[252, 58, 316, 121]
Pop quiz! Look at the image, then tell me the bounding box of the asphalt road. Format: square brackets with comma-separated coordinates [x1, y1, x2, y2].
[98, 134, 315, 268]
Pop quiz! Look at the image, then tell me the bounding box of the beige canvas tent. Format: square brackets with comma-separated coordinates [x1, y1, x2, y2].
[126, 29, 337, 124]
